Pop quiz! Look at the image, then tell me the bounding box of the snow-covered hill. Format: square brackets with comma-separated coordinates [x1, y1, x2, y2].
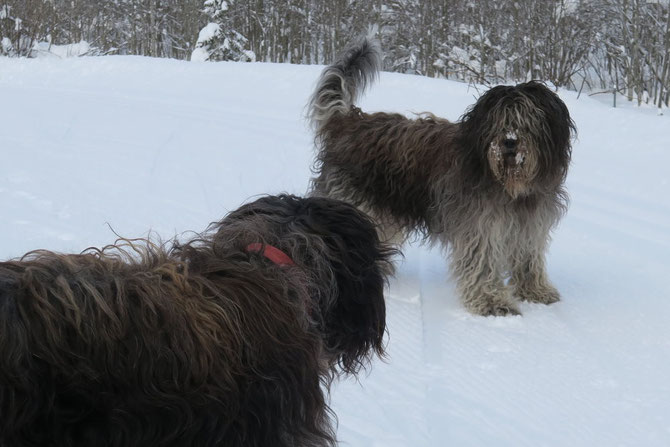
[1, 56, 669, 446]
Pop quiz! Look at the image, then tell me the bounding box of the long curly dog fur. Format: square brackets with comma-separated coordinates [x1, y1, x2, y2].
[309, 38, 575, 316]
[0, 194, 394, 447]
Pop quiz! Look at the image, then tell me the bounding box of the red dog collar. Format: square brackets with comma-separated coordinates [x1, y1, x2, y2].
[246, 243, 295, 266]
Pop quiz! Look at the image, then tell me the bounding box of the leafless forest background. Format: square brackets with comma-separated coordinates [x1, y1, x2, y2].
[1, 0, 669, 107]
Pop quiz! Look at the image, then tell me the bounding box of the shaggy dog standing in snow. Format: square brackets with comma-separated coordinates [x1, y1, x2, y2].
[309, 38, 575, 316]
[0, 194, 393, 447]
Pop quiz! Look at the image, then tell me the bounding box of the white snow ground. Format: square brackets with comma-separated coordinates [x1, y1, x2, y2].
[1, 56, 669, 447]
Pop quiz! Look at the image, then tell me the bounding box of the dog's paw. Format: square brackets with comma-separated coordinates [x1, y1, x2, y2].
[465, 295, 521, 317]
[481, 301, 522, 317]
[515, 284, 560, 305]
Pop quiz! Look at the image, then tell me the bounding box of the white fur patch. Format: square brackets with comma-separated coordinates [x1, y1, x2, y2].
[490, 142, 501, 157]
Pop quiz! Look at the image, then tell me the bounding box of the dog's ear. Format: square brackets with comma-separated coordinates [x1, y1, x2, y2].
[519, 82, 575, 182]
[299, 198, 394, 374]
[457, 85, 513, 180]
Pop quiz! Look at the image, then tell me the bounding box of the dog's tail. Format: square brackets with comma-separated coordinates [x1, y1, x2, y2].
[308, 37, 382, 130]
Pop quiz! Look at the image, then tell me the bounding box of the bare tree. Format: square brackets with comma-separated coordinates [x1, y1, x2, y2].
[1, 0, 667, 110]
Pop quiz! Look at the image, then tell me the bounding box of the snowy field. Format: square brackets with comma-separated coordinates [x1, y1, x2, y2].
[1, 56, 669, 446]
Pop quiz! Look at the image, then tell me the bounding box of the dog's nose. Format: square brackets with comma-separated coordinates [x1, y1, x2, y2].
[501, 140, 518, 165]
[503, 139, 517, 150]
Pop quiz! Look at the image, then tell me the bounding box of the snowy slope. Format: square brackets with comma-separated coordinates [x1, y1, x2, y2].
[1, 56, 669, 447]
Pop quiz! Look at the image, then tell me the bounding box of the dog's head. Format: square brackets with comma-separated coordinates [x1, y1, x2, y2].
[217, 194, 394, 374]
[459, 81, 575, 198]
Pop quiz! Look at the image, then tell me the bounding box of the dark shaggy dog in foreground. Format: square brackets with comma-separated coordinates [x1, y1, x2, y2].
[0, 194, 393, 447]
[309, 38, 575, 316]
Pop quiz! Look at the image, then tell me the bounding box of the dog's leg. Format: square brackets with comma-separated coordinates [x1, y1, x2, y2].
[447, 234, 521, 316]
[358, 205, 407, 247]
[508, 206, 561, 305]
[311, 181, 406, 248]
[510, 247, 560, 305]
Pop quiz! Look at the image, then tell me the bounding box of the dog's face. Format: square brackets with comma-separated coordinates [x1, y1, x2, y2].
[218, 195, 393, 374]
[461, 81, 575, 198]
